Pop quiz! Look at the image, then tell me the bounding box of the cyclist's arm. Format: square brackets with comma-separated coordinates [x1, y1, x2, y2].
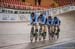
[35, 15, 38, 24]
[58, 19, 61, 26]
[43, 16, 46, 24]
[30, 16, 33, 24]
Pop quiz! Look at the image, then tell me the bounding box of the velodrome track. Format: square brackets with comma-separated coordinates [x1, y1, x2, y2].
[0, 11, 75, 49]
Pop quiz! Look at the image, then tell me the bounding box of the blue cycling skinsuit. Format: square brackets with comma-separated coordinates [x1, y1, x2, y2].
[38, 14, 47, 38]
[30, 13, 38, 33]
[53, 18, 61, 26]
[47, 16, 53, 37]
[30, 13, 38, 25]
[38, 14, 46, 25]
[47, 17, 53, 26]
[53, 17, 61, 38]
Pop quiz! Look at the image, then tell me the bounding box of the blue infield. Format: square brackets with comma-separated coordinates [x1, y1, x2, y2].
[45, 42, 75, 49]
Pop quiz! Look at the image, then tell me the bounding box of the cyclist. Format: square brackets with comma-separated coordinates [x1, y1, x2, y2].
[47, 16, 53, 40]
[53, 16, 61, 39]
[30, 12, 38, 42]
[37, 13, 47, 41]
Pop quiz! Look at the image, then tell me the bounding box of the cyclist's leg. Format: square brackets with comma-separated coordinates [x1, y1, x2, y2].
[49, 25, 53, 40]
[54, 25, 59, 39]
[34, 24, 38, 42]
[48, 25, 51, 40]
[51, 25, 55, 40]
[41, 25, 44, 40]
[42, 25, 47, 40]
[56, 25, 60, 39]
[35, 24, 38, 32]
[55, 25, 59, 39]
[39, 24, 42, 41]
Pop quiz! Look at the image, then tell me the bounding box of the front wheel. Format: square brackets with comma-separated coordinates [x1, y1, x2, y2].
[30, 26, 34, 42]
[30, 34, 33, 43]
[34, 33, 38, 42]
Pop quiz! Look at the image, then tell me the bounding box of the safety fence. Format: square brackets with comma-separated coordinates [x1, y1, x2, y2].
[0, 4, 75, 22]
